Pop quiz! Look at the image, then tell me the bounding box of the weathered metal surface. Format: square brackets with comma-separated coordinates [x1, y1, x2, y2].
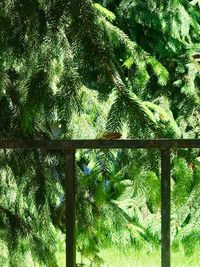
[161, 149, 171, 267]
[0, 139, 200, 149]
[65, 150, 76, 267]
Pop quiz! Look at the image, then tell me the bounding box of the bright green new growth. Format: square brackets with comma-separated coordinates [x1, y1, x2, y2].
[0, 0, 200, 265]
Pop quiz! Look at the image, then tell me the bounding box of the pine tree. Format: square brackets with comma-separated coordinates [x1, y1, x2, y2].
[0, 0, 200, 265]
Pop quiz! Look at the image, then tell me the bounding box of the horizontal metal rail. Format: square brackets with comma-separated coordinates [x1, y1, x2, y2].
[1, 139, 199, 267]
[0, 139, 200, 149]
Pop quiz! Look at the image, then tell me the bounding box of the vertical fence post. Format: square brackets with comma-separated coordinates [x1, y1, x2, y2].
[65, 149, 76, 267]
[161, 149, 171, 267]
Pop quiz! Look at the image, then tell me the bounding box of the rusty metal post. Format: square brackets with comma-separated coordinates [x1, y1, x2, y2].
[65, 149, 76, 267]
[161, 149, 171, 267]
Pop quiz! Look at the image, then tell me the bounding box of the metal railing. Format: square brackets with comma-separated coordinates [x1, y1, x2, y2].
[1, 139, 200, 267]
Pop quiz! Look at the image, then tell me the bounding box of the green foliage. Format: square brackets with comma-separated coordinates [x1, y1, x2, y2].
[0, 0, 200, 265]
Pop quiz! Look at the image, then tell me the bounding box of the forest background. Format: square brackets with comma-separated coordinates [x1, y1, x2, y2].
[0, 0, 200, 266]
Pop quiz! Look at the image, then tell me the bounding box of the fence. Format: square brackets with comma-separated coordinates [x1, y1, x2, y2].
[1, 139, 200, 267]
